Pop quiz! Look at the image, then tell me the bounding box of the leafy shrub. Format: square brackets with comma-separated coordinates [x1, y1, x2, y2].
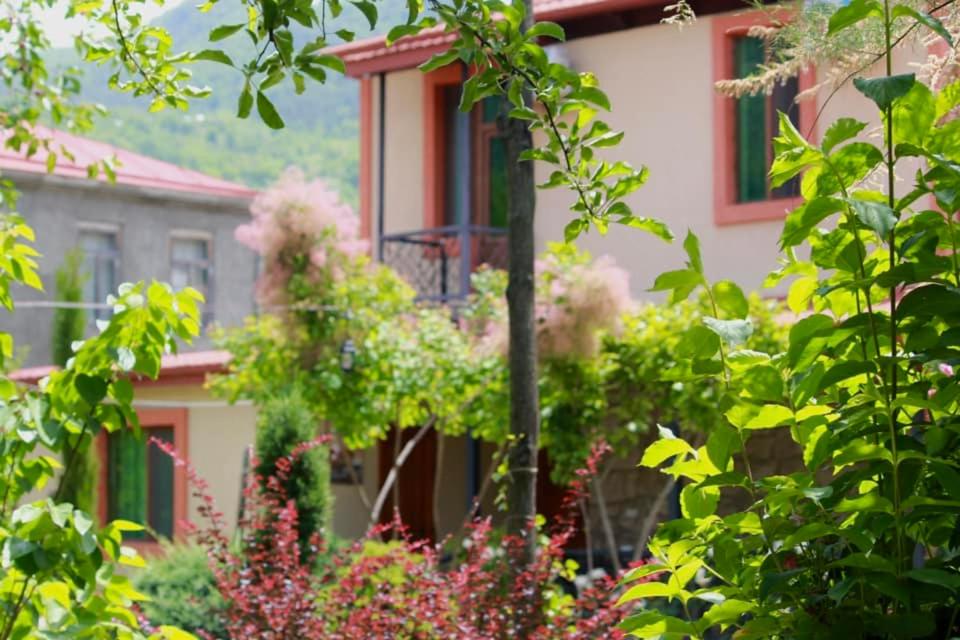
[135, 544, 226, 639]
[255, 385, 333, 547]
[621, 5, 960, 638]
[160, 438, 646, 639]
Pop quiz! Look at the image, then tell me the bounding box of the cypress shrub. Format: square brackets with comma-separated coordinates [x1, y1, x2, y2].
[254, 385, 333, 547]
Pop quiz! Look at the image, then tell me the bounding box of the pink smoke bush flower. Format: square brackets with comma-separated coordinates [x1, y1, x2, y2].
[475, 247, 633, 361]
[235, 167, 368, 306]
[535, 251, 633, 360]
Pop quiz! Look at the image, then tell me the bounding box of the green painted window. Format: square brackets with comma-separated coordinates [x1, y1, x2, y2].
[734, 36, 800, 203]
[481, 96, 509, 229]
[107, 427, 174, 539]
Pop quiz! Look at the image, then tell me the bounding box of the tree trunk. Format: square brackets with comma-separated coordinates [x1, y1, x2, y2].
[503, 0, 539, 573]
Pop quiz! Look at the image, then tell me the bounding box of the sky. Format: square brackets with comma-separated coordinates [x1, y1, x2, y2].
[39, 0, 184, 48]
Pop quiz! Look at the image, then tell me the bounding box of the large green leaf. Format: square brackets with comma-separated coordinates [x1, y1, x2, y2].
[712, 280, 749, 319]
[853, 74, 916, 111]
[848, 198, 896, 236]
[703, 317, 753, 347]
[822, 118, 868, 154]
[827, 0, 882, 36]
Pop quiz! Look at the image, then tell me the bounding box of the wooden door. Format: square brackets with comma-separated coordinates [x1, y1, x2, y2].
[378, 427, 437, 541]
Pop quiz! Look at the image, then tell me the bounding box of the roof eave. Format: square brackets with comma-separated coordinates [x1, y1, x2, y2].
[331, 0, 666, 77]
[5, 168, 256, 210]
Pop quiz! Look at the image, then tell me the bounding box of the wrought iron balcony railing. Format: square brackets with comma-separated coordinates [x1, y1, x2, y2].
[380, 225, 508, 303]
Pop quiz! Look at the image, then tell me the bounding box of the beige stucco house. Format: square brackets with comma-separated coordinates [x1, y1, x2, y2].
[320, 0, 933, 554]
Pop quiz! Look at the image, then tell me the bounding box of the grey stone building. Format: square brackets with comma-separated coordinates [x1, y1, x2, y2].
[0, 129, 258, 367]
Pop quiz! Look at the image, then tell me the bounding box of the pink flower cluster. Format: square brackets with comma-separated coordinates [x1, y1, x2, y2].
[536, 254, 632, 360]
[234, 168, 368, 306]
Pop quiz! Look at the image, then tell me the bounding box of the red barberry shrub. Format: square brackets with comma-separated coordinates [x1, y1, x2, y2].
[154, 438, 648, 639]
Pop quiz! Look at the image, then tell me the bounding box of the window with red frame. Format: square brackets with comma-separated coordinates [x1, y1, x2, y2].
[433, 81, 509, 229]
[731, 35, 802, 203]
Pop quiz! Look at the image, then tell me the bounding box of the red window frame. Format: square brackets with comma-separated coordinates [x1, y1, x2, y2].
[712, 9, 817, 226]
[97, 407, 189, 554]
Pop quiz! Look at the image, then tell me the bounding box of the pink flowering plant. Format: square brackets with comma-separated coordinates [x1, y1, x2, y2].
[234, 167, 367, 309]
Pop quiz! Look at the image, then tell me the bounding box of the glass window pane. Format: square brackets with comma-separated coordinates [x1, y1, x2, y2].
[488, 136, 508, 229]
[443, 85, 468, 227]
[79, 230, 118, 322]
[171, 238, 207, 262]
[734, 36, 768, 203]
[771, 76, 801, 198]
[147, 427, 175, 539]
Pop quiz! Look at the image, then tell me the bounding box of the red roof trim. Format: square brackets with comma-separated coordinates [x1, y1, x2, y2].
[330, 0, 666, 77]
[0, 127, 257, 201]
[8, 349, 231, 387]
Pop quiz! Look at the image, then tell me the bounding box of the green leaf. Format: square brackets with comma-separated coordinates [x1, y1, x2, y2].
[676, 326, 721, 359]
[574, 86, 611, 111]
[703, 317, 753, 347]
[853, 73, 916, 111]
[822, 117, 868, 153]
[527, 21, 565, 42]
[891, 81, 936, 148]
[193, 49, 234, 66]
[827, 0, 882, 35]
[848, 198, 896, 236]
[780, 197, 844, 248]
[649, 269, 702, 302]
[617, 580, 683, 605]
[75, 374, 107, 406]
[619, 611, 695, 637]
[891, 5, 954, 46]
[787, 276, 817, 313]
[681, 484, 719, 518]
[931, 462, 960, 501]
[817, 360, 875, 392]
[712, 280, 748, 319]
[783, 522, 834, 548]
[640, 438, 693, 468]
[209, 23, 244, 41]
[614, 214, 674, 241]
[744, 404, 793, 430]
[350, 0, 378, 29]
[906, 568, 960, 590]
[683, 230, 703, 274]
[702, 598, 754, 627]
[936, 79, 960, 121]
[386, 23, 423, 45]
[237, 86, 253, 119]
[743, 365, 784, 402]
[706, 424, 740, 471]
[256, 91, 285, 129]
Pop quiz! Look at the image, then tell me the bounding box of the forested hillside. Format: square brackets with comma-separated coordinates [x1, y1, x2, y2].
[55, 1, 406, 204]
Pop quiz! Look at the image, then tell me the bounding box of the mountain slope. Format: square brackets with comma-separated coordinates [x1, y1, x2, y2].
[58, 0, 409, 204]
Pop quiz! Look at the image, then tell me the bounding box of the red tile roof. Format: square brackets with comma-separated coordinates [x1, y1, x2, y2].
[9, 349, 232, 386]
[0, 127, 256, 201]
[330, 0, 664, 76]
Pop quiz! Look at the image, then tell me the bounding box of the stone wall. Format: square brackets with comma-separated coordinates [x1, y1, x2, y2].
[1, 173, 257, 366]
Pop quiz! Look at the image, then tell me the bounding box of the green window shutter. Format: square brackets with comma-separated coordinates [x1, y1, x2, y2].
[734, 36, 768, 203]
[108, 430, 147, 539]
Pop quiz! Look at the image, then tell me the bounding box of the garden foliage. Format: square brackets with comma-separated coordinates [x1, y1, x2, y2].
[254, 384, 333, 547]
[0, 215, 200, 638]
[157, 438, 639, 639]
[621, 3, 960, 638]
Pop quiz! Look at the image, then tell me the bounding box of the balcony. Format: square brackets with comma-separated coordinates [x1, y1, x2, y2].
[380, 225, 508, 303]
